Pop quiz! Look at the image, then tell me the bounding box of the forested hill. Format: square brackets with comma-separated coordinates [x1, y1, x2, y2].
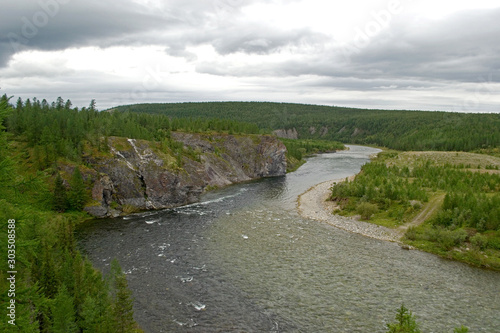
[112, 102, 500, 152]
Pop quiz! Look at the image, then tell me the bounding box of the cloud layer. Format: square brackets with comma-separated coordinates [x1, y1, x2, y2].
[1, 0, 499, 112]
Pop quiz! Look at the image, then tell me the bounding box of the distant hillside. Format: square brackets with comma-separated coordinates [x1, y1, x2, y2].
[112, 102, 500, 151]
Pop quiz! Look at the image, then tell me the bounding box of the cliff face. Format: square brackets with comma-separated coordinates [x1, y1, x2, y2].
[273, 128, 299, 139]
[84, 133, 286, 217]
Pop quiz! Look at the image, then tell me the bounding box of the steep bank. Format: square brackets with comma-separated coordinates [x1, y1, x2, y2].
[83, 133, 286, 217]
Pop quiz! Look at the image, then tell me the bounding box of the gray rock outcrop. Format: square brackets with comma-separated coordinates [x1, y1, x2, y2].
[273, 128, 298, 139]
[84, 133, 286, 217]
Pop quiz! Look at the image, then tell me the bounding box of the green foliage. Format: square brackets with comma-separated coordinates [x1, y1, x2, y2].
[356, 202, 379, 220]
[113, 101, 500, 152]
[332, 151, 500, 268]
[436, 192, 500, 231]
[0, 95, 13, 159]
[53, 172, 67, 212]
[331, 160, 430, 216]
[385, 305, 469, 333]
[110, 259, 136, 333]
[80, 294, 117, 333]
[52, 284, 78, 333]
[39, 244, 59, 298]
[281, 138, 345, 171]
[454, 325, 469, 333]
[81, 296, 101, 332]
[0, 96, 14, 188]
[386, 304, 421, 333]
[0, 95, 142, 332]
[405, 226, 418, 241]
[281, 138, 344, 160]
[433, 228, 468, 251]
[68, 167, 88, 211]
[6, 98, 263, 171]
[470, 233, 488, 250]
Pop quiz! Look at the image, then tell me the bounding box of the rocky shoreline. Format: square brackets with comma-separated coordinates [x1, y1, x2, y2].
[297, 178, 402, 243]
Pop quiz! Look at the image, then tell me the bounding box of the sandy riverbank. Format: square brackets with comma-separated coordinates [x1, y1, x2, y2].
[297, 178, 402, 243]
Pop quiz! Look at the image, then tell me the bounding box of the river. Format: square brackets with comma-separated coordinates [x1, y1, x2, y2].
[77, 145, 500, 332]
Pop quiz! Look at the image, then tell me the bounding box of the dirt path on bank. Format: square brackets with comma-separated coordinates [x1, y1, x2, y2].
[397, 194, 445, 233]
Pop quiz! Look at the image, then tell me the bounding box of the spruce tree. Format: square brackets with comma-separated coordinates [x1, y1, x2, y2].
[110, 259, 135, 333]
[53, 172, 67, 212]
[40, 245, 59, 298]
[386, 304, 421, 333]
[68, 167, 87, 211]
[52, 285, 78, 333]
[81, 296, 101, 333]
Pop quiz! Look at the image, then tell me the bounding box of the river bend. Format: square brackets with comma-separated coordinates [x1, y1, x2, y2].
[78, 145, 500, 332]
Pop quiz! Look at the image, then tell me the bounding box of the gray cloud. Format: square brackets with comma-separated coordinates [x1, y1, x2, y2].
[0, 0, 180, 66]
[196, 7, 500, 89]
[1, 1, 499, 112]
[347, 9, 500, 83]
[208, 25, 326, 55]
[0, 0, 325, 66]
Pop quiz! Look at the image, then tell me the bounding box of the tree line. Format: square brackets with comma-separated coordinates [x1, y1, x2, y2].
[6, 97, 263, 170]
[114, 101, 500, 152]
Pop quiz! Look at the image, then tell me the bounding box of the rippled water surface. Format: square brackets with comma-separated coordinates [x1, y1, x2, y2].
[78, 146, 500, 332]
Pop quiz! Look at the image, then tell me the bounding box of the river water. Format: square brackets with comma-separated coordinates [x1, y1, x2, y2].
[78, 145, 500, 332]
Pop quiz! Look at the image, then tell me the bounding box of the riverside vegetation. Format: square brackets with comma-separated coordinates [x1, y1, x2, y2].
[330, 150, 500, 270]
[280, 138, 345, 171]
[1, 96, 498, 331]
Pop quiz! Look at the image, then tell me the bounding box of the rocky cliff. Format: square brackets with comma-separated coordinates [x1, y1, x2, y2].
[273, 128, 299, 139]
[83, 133, 286, 217]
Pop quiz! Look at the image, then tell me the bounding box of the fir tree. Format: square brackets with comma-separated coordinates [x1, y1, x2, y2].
[53, 172, 67, 212]
[81, 296, 101, 332]
[110, 259, 135, 333]
[52, 285, 78, 333]
[40, 245, 58, 298]
[386, 304, 421, 333]
[68, 167, 87, 211]
[89, 99, 97, 111]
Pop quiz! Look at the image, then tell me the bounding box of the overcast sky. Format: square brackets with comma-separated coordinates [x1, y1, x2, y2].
[1, 0, 499, 112]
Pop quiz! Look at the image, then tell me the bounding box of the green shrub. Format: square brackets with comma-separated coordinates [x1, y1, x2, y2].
[471, 233, 488, 250]
[424, 227, 440, 242]
[487, 235, 500, 250]
[438, 229, 468, 250]
[356, 202, 379, 220]
[405, 226, 418, 241]
[454, 325, 469, 333]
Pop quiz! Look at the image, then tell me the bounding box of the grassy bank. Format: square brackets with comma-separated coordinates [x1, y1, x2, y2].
[329, 150, 500, 270]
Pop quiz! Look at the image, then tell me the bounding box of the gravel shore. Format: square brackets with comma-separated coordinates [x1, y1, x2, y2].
[297, 178, 402, 243]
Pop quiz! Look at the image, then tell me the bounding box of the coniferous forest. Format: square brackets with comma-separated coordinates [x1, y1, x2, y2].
[114, 101, 500, 152]
[0, 96, 498, 331]
[0, 96, 151, 332]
